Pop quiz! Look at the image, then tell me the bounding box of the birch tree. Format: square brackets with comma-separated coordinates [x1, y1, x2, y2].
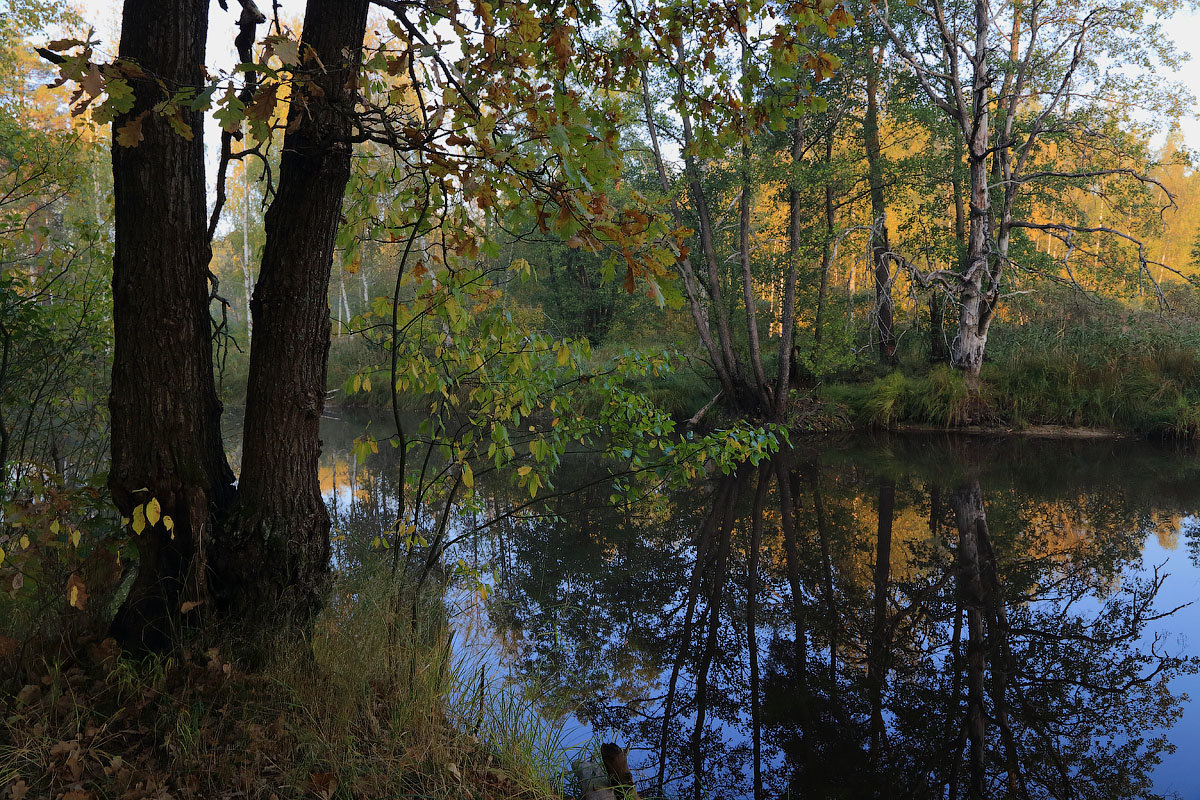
[876, 0, 1188, 386]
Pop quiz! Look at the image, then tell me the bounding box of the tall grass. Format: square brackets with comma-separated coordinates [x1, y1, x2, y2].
[824, 365, 971, 427]
[1, 565, 580, 799]
[985, 290, 1200, 436]
[824, 289, 1200, 437]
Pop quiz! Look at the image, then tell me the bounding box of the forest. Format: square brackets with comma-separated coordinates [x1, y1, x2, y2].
[4, 0, 1200, 797]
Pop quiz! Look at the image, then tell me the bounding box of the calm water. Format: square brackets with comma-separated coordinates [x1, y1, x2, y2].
[318, 412, 1200, 800]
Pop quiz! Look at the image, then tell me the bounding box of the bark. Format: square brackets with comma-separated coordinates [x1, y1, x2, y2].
[108, 0, 237, 649]
[0, 324, 10, 493]
[737, 38, 770, 409]
[864, 49, 897, 365]
[951, 0, 996, 388]
[775, 116, 803, 414]
[932, 145, 967, 364]
[814, 135, 835, 350]
[929, 292, 949, 363]
[219, 0, 370, 630]
[676, 46, 741, 395]
[241, 154, 254, 336]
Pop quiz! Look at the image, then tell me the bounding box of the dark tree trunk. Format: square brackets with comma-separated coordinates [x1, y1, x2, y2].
[864, 51, 897, 366]
[218, 0, 370, 630]
[108, 1, 236, 650]
[929, 291, 949, 363]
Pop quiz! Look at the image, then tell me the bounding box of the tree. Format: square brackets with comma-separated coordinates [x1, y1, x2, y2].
[624, 0, 851, 419]
[45, 0, 710, 648]
[219, 0, 371, 631]
[45, 0, 371, 647]
[106, 0, 238, 647]
[876, 0, 1187, 386]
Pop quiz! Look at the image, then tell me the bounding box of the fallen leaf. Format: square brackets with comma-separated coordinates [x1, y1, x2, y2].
[309, 771, 338, 799]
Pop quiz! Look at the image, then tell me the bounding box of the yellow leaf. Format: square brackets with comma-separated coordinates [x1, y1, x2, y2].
[0, 545, 5, 566]
[132, 505, 146, 535]
[50, 520, 60, 536]
[69, 528, 81, 548]
[19, 535, 29, 550]
[462, 462, 474, 488]
[66, 574, 88, 610]
[147, 497, 161, 526]
[557, 343, 570, 366]
[517, 465, 532, 476]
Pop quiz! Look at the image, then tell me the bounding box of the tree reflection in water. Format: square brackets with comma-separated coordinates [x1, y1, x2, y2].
[478, 435, 1200, 800]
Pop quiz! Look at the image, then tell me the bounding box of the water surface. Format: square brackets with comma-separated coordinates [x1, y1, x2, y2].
[319, 415, 1200, 799]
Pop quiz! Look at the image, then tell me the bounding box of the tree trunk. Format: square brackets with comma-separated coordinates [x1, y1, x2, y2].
[864, 48, 897, 366]
[813, 134, 835, 351]
[929, 292, 948, 363]
[241, 157, 254, 336]
[952, 0, 995, 389]
[775, 116, 803, 416]
[738, 36, 770, 410]
[108, 0, 237, 649]
[639, 67, 737, 400]
[219, 0, 370, 631]
[675, 43, 745, 405]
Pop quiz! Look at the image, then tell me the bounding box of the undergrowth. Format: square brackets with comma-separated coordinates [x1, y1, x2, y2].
[0, 569, 577, 800]
[822, 290, 1200, 437]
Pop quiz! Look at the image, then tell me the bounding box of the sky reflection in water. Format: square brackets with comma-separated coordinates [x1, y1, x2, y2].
[319, 415, 1200, 799]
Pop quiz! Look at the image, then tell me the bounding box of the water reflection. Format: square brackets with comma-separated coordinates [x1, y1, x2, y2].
[317, 419, 1200, 799]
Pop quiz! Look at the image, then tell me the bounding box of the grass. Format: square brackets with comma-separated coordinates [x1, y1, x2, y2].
[820, 289, 1200, 438]
[822, 365, 973, 428]
[0, 566, 582, 800]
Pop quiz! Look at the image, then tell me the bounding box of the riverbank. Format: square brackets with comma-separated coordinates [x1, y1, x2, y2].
[0, 573, 568, 800]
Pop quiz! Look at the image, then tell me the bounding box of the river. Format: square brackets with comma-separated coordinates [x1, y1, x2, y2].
[316, 411, 1200, 799]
